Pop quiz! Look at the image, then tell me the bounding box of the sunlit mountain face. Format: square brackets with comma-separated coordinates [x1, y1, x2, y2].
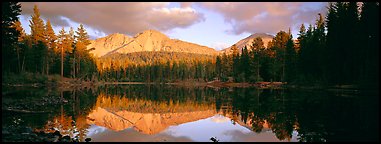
[87, 30, 219, 58]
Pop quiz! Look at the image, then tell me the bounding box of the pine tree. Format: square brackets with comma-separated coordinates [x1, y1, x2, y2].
[296, 24, 306, 80]
[215, 55, 222, 80]
[2, 2, 21, 73]
[12, 20, 26, 73]
[325, 2, 361, 85]
[44, 19, 57, 75]
[221, 52, 231, 81]
[359, 2, 379, 88]
[285, 34, 297, 83]
[75, 24, 92, 78]
[240, 46, 250, 82]
[68, 27, 76, 78]
[326, 2, 341, 84]
[45, 19, 57, 53]
[29, 5, 45, 44]
[57, 27, 68, 77]
[250, 37, 265, 82]
[29, 4, 49, 74]
[270, 31, 290, 82]
[230, 44, 240, 80]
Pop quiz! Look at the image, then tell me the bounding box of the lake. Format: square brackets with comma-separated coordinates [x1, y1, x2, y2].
[2, 85, 379, 142]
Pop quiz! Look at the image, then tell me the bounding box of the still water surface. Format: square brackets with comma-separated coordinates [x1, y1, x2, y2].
[2, 85, 379, 142]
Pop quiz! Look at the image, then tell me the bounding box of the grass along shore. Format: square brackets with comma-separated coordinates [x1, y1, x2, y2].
[3, 72, 364, 91]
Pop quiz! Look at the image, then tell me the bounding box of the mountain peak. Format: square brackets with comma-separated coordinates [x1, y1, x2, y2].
[108, 32, 126, 37]
[220, 32, 274, 53]
[247, 33, 274, 39]
[88, 29, 218, 57]
[134, 29, 168, 39]
[87, 33, 132, 57]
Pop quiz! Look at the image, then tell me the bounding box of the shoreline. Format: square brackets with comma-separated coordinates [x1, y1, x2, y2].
[2, 73, 367, 91]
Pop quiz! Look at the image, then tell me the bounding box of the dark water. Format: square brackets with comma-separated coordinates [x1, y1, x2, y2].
[2, 85, 379, 142]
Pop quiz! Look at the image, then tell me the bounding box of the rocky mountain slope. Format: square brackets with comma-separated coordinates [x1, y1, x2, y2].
[87, 30, 218, 57]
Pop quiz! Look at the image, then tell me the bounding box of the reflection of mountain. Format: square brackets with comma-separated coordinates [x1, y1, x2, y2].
[86, 91, 276, 135]
[86, 107, 215, 134]
[86, 93, 216, 134]
[218, 112, 270, 131]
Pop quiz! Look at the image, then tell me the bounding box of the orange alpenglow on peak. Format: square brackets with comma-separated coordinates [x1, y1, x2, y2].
[88, 30, 218, 57]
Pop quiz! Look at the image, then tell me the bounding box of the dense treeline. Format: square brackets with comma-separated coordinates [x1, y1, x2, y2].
[97, 52, 216, 82]
[216, 2, 379, 88]
[215, 30, 295, 83]
[3, 2, 378, 88]
[2, 3, 97, 80]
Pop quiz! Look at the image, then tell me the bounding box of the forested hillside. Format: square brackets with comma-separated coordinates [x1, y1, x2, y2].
[3, 2, 378, 88]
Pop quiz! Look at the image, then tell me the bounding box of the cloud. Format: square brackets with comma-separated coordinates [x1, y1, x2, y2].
[180, 2, 193, 8]
[20, 2, 205, 36]
[148, 7, 205, 31]
[210, 42, 230, 50]
[198, 2, 327, 35]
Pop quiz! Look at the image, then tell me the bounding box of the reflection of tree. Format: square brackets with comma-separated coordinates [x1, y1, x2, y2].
[93, 92, 215, 113]
[26, 85, 376, 142]
[225, 88, 376, 142]
[42, 112, 74, 137]
[267, 112, 295, 141]
[75, 115, 89, 142]
[37, 88, 98, 142]
[293, 90, 330, 142]
[217, 88, 299, 141]
[251, 115, 265, 133]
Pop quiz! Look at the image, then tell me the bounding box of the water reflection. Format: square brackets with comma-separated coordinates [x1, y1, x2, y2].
[2, 85, 378, 142]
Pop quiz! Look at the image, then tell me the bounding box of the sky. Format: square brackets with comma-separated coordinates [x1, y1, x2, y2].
[18, 2, 328, 50]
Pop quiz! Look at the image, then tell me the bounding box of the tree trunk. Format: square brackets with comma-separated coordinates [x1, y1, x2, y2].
[21, 53, 25, 73]
[257, 58, 259, 81]
[73, 54, 76, 78]
[46, 54, 49, 75]
[16, 45, 21, 73]
[77, 57, 80, 78]
[61, 46, 63, 78]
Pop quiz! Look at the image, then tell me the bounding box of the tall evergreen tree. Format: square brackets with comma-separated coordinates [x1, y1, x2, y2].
[250, 37, 265, 82]
[45, 19, 57, 53]
[2, 2, 21, 73]
[296, 24, 306, 79]
[359, 2, 379, 88]
[230, 44, 240, 80]
[240, 46, 250, 82]
[285, 34, 297, 83]
[215, 55, 222, 79]
[75, 24, 92, 78]
[44, 19, 57, 75]
[12, 20, 26, 73]
[57, 27, 69, 77]
[270, 31, 290, 81]
[29, 5, 45, 44]
[28, 4, 48, 73]
[325, 2, 340, 84]
[346, 2, 360, 83]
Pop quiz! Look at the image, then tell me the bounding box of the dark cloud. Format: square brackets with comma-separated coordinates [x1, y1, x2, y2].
[20, 2, 205, 36]
[198, 2, 328, 35]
